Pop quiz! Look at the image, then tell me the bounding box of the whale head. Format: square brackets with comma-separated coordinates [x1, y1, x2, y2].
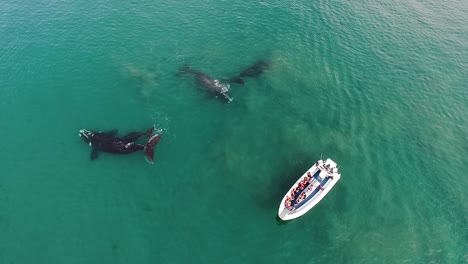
[79, 129, 94, 144]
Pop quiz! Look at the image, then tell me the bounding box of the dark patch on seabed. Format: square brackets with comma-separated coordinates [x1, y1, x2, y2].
[112, 242, 118, 251]
[143, 205, 153, 212]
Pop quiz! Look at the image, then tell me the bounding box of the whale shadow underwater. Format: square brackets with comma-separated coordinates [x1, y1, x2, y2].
[178, 64, 234, 103]
[79, 127, 162, 163]
[228, 60, 272, 85]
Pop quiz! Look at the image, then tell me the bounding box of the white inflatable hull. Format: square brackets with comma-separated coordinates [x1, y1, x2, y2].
[278, 158, 341, 221]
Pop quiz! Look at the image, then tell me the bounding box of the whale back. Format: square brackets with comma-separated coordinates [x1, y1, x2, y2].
[239, 60, 271, 78]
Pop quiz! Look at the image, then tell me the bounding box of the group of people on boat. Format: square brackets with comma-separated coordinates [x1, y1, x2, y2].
[283, 166, 336, 210]
[295, 192, 307, 205]
[279, 159, 341, 220]
[283, 172, 315, 210]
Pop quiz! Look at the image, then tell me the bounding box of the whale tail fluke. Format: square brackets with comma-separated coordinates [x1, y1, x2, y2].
[144, 134, 162, 163]
[177, 64, 192, 76]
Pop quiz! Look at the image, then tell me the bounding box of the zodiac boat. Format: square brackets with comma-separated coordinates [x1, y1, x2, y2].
[278, 158, 341, 221]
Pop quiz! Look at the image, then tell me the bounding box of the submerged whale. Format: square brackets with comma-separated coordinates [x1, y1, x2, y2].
[78, 127, 162, 163]
[229, 60, 272, 85]
[178, 65, 233, 102]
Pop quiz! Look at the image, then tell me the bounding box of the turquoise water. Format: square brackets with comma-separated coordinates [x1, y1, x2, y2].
[1, 0, 467, 263]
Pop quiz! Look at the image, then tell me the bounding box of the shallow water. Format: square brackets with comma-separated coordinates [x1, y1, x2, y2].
[0, 0, 467, 263]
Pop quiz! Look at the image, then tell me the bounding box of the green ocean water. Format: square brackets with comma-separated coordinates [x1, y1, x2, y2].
[0, 0, 467, 263]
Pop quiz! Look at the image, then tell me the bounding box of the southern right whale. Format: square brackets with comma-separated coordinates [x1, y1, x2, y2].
[78, 127, 162, 163]
[229, 60, 272, 85]
[178, 65, 233, 102]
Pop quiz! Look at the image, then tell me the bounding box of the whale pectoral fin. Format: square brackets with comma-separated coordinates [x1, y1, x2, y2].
[90, 148, 99, 160]
[105, 129, 119, 137]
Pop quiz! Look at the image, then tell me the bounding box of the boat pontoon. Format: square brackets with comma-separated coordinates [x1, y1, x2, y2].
[278, 158, 341, 220]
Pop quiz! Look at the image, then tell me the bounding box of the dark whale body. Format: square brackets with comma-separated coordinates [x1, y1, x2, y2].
[229, 60, 272, 85]
[240, 60, 272, 78]
[79, 127, 162, 163]
[179, 65, 233, 102]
